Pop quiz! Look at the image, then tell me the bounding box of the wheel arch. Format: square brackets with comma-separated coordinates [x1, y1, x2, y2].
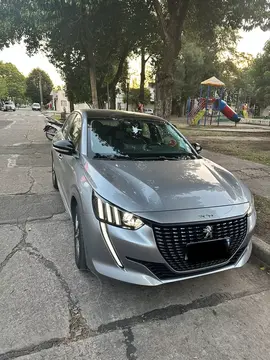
[70, 186, 83, 218]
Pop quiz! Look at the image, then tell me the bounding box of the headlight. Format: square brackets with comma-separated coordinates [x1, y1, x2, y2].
[93, 193, 144, 230]
[247, 196, 255, 217]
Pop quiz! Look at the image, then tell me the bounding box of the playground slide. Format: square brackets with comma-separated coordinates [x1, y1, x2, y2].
[191, 109, 205, 125]
[218, 100, 241, 123]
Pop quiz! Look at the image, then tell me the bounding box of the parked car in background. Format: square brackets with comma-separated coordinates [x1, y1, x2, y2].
[3, 100, 16, 112]
[51, 109, 256, 286]
[144, 108, 154, 115]
[32, 103, 41, 111]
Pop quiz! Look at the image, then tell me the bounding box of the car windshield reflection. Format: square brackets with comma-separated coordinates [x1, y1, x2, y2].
[87, 117, 196, 160]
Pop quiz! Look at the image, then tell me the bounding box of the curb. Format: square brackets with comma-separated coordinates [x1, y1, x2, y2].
[252, 236, 270, 266]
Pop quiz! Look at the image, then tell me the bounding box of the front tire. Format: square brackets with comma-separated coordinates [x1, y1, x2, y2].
[73, 205, 88, 270]
[51, 158, 59, 190]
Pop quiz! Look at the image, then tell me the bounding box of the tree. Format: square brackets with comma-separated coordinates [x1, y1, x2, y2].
[0, 0, 157, 109]
[171, 27, 258, 115]
[0, 61, 26, 100]
[26, 68, 53, 104]
[0, 78, 8, 99]
[151, 0, 270, 118]
[124, 88, 151, 109]
[1, 0, 269, 115]
[249, 40, 270, 108]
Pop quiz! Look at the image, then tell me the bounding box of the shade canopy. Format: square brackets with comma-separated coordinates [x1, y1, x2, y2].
[201, 76, 225, 87]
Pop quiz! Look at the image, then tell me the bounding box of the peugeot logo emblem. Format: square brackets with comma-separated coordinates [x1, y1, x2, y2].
[203, 225, 213, 240]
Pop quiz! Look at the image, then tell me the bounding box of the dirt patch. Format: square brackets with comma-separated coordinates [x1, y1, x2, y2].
[189, 138, 270, 166]
[254, 195, 270, 245]
[180, 129, 270, 138]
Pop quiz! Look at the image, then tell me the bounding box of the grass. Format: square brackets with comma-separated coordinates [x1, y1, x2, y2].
[51, 114, 63, 122]
[254, 195, 270, 245]
[196, 139, 270, 166]
[180, 129, 259, 138]
[176, 126, 270, 139]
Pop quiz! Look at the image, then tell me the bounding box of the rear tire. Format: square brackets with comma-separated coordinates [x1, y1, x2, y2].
[51, 158, 59, 190]
[73, 204, 88, 270]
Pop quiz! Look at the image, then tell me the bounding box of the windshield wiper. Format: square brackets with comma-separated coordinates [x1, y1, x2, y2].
[131, 153, 196, 161]
[93, 153, 128, 160]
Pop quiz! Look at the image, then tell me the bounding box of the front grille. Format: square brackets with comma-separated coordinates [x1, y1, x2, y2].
[128, 247, 246, 280]
[152, 216, 248, 273]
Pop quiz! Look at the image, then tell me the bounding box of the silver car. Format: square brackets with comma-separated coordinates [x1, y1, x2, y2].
[3, 100, 16, 111]
[52, 110, 256, 286]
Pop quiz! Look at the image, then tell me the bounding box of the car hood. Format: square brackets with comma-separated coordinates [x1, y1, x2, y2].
[85, 157, 250, 212]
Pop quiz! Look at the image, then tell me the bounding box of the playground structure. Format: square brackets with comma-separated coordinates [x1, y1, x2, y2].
[186, 76, 242, 126]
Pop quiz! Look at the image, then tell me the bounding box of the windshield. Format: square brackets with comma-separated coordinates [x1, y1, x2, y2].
[87, 117, 196, 160]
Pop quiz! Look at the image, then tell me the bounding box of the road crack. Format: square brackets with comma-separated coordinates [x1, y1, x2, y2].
[24, 243, 93, 341]
[1, 287, 269, 359]
[0, 223, 27, 274]
[123, 327, 137, 360]
[96, 287, 270, 334]
[0, 211, 67, 226]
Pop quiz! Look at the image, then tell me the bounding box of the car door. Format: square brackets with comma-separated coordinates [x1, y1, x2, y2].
[53, 112, 77, 192]
[60, 112, 83, 203]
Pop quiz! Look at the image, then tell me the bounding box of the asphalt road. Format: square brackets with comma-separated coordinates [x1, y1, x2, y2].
[0, 109, 270, 360]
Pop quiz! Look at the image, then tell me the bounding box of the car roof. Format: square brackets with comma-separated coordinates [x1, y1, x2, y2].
[79, 109, 164, 122]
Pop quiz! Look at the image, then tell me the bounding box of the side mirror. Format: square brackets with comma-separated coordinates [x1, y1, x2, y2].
[53, 139, 75, 156]
[192, 142, 202, 153]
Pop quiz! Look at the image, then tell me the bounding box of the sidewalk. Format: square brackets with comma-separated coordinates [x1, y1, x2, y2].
[203, 150, 270, 265]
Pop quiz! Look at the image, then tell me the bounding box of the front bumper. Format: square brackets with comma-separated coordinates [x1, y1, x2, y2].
[83, 204, 256, 286]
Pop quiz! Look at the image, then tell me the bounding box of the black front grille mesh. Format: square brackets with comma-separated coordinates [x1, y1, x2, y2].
[128, 247, 246, 280]
[152, 216, 248, 272]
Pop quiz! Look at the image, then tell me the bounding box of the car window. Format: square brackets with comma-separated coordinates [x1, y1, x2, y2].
[62, 113, 77, 138]
[87, 117, 195, 160]
[68, 114, 82, 149]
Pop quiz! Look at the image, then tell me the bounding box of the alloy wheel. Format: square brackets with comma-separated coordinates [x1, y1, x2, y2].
[74, 215, 80, 260]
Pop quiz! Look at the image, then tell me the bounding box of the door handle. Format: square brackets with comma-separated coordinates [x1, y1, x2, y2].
[58, 153, 63, 160]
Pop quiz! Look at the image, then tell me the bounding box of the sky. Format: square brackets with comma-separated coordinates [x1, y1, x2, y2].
[0, 28, 269, 86]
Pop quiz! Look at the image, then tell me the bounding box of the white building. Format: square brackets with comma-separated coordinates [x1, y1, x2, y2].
[115, 82, 156, 111]
[50, 89, 70, 113]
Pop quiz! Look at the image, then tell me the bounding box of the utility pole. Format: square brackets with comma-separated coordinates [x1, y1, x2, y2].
[39, 73, 44, 107]
[126, 81, 130, 111]
[107, 82, 110, 109]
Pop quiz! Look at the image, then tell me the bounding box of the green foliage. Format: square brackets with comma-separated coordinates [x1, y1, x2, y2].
[0, 0, 155, 107]
[250, 40, 270, 107]
[124, 88, 151, 106]
[172, 27, 258, 113]
[0, 78, 8, 99]
[1, 0, 269, 113]
[0, 61, 26, 100]
[26, 68, 53, 104]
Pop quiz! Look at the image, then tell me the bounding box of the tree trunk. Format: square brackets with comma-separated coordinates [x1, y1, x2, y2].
[89, 65, 98, 109]
[110, 87, 116, 109]
[156, 46, 175, 119]
[139, 47, 146, 104]
[152, 0, 190, 119]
